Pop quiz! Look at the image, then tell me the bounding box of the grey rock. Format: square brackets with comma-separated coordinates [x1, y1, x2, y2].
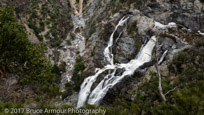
[113, 37, 136, 63]
[162, 37, 175, 51]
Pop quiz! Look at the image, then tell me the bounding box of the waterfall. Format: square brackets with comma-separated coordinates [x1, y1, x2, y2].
[198, 30, 204, 36]
[88, 36, 156, 106]
[154, 21, 177, 29]
[77, 16, 157, 108]
[104, 16, 129, 65]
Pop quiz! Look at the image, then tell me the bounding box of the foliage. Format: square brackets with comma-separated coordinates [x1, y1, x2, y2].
[66, 40, 72, 45]
[0, 101, 24, 114]
[153, 81, 204, 115]
[51, 37, 62, 47]
[195, 38, 204, 47]
[88, 23, 96, 38]
[71, 57, 90, 91]
[0, 7, 60, 99]
[62, 82, 73, 99]
[70, 32, 76, 40]
[95, 46, 204, 114]
[104, 98, 140, 115]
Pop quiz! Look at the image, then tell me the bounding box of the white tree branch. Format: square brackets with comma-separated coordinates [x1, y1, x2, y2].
[154, 37, 166, 102]
[165, 86, 177, 96]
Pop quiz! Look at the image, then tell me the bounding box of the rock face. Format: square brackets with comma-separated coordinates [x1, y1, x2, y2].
[113, 37, 136, 63]
[80, 0, 204, 106]
[1, 0, 204, 108]
[143, 0, 204, 31]
[128, 9, 155, 35]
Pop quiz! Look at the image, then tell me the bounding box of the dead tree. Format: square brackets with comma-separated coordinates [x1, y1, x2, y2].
[69, 0, 78, 14]
[78, 0, 83, 14]
[154, 39, 167, 102]
[69, 0, 83, 15]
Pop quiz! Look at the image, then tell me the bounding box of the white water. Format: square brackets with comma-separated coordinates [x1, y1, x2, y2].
[155, 21, 177, 29]
[77, 17, 157, 108]
[198, 31, 204, 36]
[104, 17, 129, 65]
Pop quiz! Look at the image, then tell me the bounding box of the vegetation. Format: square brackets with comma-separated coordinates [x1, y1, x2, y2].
[62, 82, 73, 99]
[71, 57, 87, 91]
[66, 40, 72, 45]
[98, 44, 204, 114]
[0, 7, 61, 101]
[51, 37, 62, 47]
[70, 32, 76, 40]
[1, 0, 204, 114]
[26, 0, 73, 46]
[62, 57, 90, 99]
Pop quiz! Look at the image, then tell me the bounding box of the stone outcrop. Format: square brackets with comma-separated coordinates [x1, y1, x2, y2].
[81, 0, 204, 106]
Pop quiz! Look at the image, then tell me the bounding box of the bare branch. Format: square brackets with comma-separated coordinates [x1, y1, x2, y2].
[69, 0, 83, 15]
[165, 86, 177, 96]
[78, 0, 83, 14]
[155, 63, 167, 102]
[154, 37, 166, 102]
[69, 0, 79, 15]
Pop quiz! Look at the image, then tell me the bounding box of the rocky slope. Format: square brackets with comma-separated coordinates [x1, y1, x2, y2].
[77, 0, 204, 111]
[0, 0, 204, 114]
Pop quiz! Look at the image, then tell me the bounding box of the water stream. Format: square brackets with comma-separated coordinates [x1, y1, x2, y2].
[77, 17, 157, 108]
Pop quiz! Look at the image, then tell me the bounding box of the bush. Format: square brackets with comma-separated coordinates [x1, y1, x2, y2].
[71, 57, 90, 91]
[153, 81, 204, 115]
[195, 38, 204, 47]
[70, 32, 76, 40]
[62, 82, 73, 99]
[66, 40, 72, 45]
[37, 34, 43, 41]
[0, 7, 60, 99]
[51, 37, 62, 47]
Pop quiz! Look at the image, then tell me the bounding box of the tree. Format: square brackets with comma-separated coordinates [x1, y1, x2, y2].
[153, 37, 166, 102]
[0, 7, 60, 98]
[69, 0, 84, 14]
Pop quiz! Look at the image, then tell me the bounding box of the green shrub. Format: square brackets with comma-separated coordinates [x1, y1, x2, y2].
[39, 20, 45, 32]
[76, 51, 80, 54]
[62, 82, 73, 99]
[71, 57, 90, 91]
[195, 38, 204, 47]
[66, 40, 72, 45]
[37, 34, 43, 41]
[0, 7, 60, 99]
[153, 81, 204, 115]
[51, 37, 62, 47]
[88, 24, 96, 37]
[45, 19, 51, 25]
[70, 32, 76, 40]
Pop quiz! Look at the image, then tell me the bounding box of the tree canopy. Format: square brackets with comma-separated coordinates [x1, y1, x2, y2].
[0, 7, 61, 98]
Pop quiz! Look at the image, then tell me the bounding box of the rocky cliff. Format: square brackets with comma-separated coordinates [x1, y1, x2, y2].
[0, 0, 204, 114]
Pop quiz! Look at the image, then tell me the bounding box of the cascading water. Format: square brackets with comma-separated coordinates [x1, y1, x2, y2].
[104, 16, 129, 65]
[77, 16, 157, 108]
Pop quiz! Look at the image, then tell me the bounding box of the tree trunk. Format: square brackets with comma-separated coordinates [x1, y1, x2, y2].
[155, 63, 166, 102]
[79, 0, 83, 14]
[69, 0, 79, 15]
[154, 39, 166, 102]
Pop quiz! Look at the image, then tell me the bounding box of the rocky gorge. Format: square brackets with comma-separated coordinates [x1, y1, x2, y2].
[0, 0, 204, 114]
